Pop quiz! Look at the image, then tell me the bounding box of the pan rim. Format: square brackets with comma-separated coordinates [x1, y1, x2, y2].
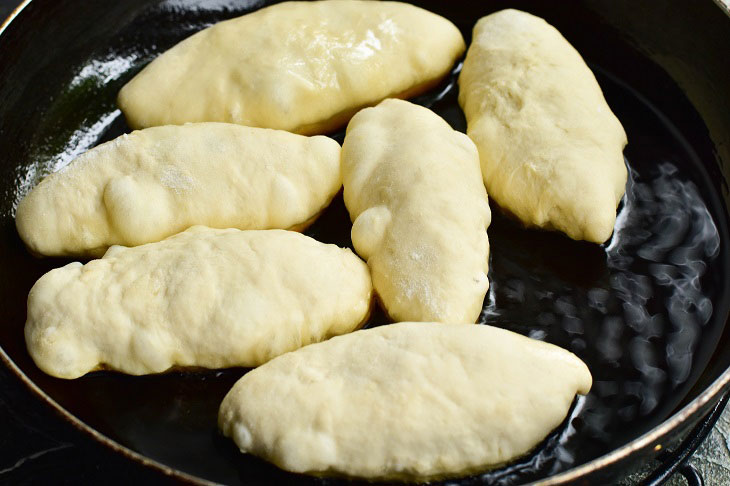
[1, 0, 730, 484]
[0, 0, 29, 37]
[0, 344, 221, 485]
[4, 322, 730, 486]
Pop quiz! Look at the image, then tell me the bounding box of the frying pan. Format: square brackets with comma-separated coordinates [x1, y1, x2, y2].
[1, 0, 730, 484]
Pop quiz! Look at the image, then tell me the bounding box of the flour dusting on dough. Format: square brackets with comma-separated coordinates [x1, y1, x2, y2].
[342, 99, 490, 323]
[159, 165, 195, 194]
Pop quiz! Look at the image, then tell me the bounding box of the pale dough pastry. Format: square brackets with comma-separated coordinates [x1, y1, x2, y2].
[342, 99, 491, 323]
[25, 227, 373, 379]
[458, 9, 628, 244]
[219, 321, 592, 479]
[15, 123, 341, 257]
[117, 0, 465, 134]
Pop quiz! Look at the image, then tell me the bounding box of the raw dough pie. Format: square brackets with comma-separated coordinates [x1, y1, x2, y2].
[459, 9, 628, 244]
[342, 98, 491, 323]
[25, 227, 373, 379]
[117, 0, 465, 134]
[16, 123, 341, 257]
[219, 321, 592, 479]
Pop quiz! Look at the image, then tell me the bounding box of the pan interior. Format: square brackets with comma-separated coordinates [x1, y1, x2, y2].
[0, 1, 728, 485]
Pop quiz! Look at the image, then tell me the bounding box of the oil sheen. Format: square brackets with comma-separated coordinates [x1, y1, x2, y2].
[12, 9, 728, 486]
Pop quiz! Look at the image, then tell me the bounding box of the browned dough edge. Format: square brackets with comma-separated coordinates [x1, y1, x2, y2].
[292, 74, 452, 136]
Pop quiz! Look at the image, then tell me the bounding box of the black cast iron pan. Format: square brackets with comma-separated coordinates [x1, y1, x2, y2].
[1, 0, 730, 484]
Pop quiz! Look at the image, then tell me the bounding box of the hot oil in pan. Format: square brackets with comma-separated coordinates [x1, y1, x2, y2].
[37, 67, 723, 486]
[311, 68, 726, 484]
[12, 35, 727, 486]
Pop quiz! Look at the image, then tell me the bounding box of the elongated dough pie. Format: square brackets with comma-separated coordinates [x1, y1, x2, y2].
[219, 321, 592, 479]
[25, 227, 373, 379]
[459, 9, 627, 244]
[117, 0, 465, 134]
[342, 99, 491, 323]
[15, 123, 341, 257]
